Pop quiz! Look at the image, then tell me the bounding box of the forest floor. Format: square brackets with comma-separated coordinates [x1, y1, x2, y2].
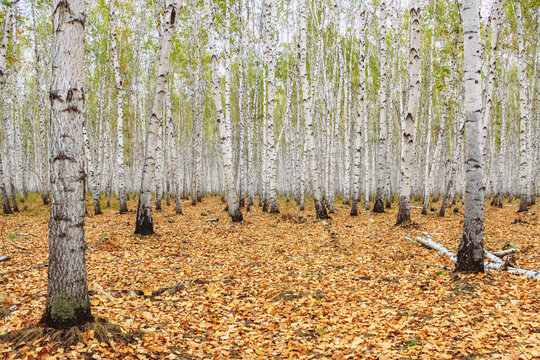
[0, 194, 539, 359]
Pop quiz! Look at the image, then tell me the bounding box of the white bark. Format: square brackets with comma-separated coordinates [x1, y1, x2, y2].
[515, 0, 530, 212]
[397, 1, 420, 224]
[204, 0, 243, 221]
[456, 0, 485, 273]
[298, 0, 328, 219]
[135, 0, 182, 234]
[374, 2, 388, 213]
[45, 0, 92, 328]
[110, 2, 127, 213]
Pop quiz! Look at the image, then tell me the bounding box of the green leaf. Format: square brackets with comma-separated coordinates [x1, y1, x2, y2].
[406, 340, 419, 348]
[1, 0, 12, 7]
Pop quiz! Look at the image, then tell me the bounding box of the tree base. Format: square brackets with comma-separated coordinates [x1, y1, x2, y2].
[396, 198, 410, 225]
[230, 208, 243, 222]
[135, 206, 154, 235]
[119, 203, 128, 215]
[41, 306, 93, 330]
[372, 197, 385, 213]
[269, 206, 280, 214]
[350, 200, 358, 216]
[0, 317, 141, 349]
[314, 198, 330, 219]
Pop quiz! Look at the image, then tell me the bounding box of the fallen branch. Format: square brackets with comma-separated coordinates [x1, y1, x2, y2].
[491, 249, 516, 257]
[103, 282, 185, 299]
[410, 233, 539, 279]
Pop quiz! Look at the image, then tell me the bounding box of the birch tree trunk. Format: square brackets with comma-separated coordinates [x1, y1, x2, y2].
[373, 2, 388, 213]
[83, 121, 102, 215]
[110, 3, 127, 214]
[204, 0, 243, 222]
[43, 0, 93, 328]
[397, 1, 420, 225]
[351, 12, 366, 217]
[0, 3, 13, 214]
[30, 0, 50, 205]
[298, 0, 329, 219]
[265, 0, 279, 214]
[456, 0, 485, 273]
[135, 0, 181, 235]
[515, 0, 530, 212]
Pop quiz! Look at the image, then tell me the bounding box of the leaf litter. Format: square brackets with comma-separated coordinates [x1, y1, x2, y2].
[0, 196, 538, 359]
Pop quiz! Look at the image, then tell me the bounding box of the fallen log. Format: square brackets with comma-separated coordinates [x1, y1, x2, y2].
[410, 234, 539, 279]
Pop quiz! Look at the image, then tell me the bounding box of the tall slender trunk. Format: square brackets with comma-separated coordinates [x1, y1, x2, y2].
[298, 0, 328, 219]
[83, 122, 102, 215]
[373, 2, 388, 213]
[204, 0, 243, 222]
[515, 0, 530, 212]
[456, 0, 485, 273]
[135, 0, 182, 235]
[110, 3, 127, 214]
[397, 1, 420, 225]
[351, 14, 366, 216]
[265, 0, 279, 214]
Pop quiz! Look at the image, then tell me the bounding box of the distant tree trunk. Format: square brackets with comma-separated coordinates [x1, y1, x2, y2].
[135, 0, 181, 235]
[0, 4, 13, 215]
[155, 119, 164, 211]
[373, 2, 388, 213]
[397, 1, 420, 225]
[43, 0, 93, 328]
[205, 0, 243, 222]
[456, 0, 485, 273]
[298, 0, 329, 219]
[439, 116, 465, 217]
[30, 0, 50, 205]
[83, 122, 102, 215]
[351, 12, 366, 217]
[265, 0, 279, 214]
[110, 2, 127, 214]
[515, 0, 530, 212]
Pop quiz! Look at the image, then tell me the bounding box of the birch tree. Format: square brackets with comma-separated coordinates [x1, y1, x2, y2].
[396, 0, 420, 225]
[515, 0, 530, 212]
[298, 0, 329, 219]
[110, 1, 127, 214]
[135, 0, 182, 235]
[455, 0, 485, 273]
[373, 2, 388, 213]
[43, 0, 93, 328]
[204, 0, 243, 222]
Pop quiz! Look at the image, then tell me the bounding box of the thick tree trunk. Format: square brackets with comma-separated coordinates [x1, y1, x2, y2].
[456, 0, 485, 273]
[135, 0, 181, 235]
[397, 1, 420, 225]
[43, 0, 93, 329]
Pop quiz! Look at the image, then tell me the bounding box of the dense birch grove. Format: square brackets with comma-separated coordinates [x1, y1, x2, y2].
[0, 0, 539, 327]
